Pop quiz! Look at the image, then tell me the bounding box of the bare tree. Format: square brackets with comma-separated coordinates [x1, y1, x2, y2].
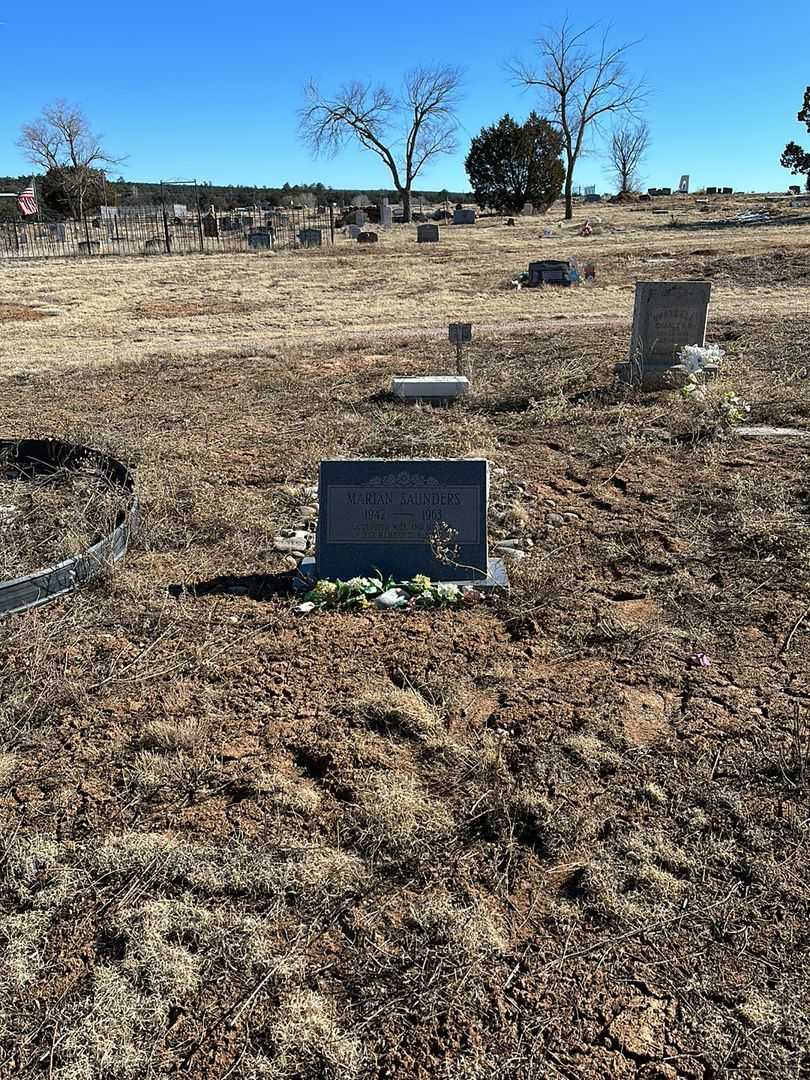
[608, 120, 650, 193]
[511, 20, 647, 219]
[18, 101, 123, 219]
[300, 66, 462, 222]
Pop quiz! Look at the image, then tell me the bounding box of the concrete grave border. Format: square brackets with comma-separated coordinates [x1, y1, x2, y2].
[0, 438, 139, 618]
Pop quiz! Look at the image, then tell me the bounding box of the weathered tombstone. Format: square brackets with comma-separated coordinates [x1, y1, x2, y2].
[48, 223, 66, 242]
[618, 280, 712, 388]
[380, 201, 393, 228]
[706, 187, 718, 195]
[346, 224, 361, 239]
[678, 175, 690, 194]
[417, 223, 439, 243]
[203, 212, 219, 238]
[722, 187, 733, 195]
[353, 210, 367, 226]
[248, 228, 273, 250]
[357, 231, 378, 243]
[659, 187, 672, 196]
[304, 458, 505, 586]
[299, 228, 322, 247]
[522, 202, 534, 215]
[453, 208, 476, 225]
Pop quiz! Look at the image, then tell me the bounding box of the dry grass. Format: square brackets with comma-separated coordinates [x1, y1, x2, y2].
[0, 198, 809, 1079]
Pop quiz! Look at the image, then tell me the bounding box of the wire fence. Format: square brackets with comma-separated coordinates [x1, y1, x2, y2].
[0, 205, 336, 260]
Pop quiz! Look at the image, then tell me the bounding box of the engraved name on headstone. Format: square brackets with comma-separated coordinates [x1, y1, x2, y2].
[314, 459, 490, 582]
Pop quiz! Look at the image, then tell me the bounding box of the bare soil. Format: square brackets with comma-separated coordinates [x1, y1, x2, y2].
[0, 196, 808, 1080]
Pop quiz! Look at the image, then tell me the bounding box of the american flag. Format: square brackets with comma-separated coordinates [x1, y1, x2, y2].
[17, 181, 38, 217]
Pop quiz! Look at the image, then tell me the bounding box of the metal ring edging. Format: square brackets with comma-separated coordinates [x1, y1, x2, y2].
[0, 438, 139, 618]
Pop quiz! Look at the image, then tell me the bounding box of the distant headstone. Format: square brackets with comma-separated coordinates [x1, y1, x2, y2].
[203, 212, 219, 238]
[309, 458, 503, 585]
[417, 223, 439, 243]
[678, 175, 689, 194]
[346, 224, 361, 239]
[522, 202, 534, 215]
[353, 210, 367, 226]
[299, 228, 322, 247]
[48, 223, 66, 242]
[706, 187, 718, 195]
[357, 231, 378, 243]
[453, 208, 476, 225]
[77, 240, 101, 255]
[620, 280, 712, 388]
[722, 187, 733, 195]
[584, 193, 602, 203]
[528, 260, 573, 287]
[659, 187, 672, 196]
[248, 228, 273, 250]
[380, 202, 393, 228]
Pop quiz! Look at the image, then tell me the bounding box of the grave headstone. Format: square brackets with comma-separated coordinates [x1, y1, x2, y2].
[619, 280, 712, 388]
[48, 223, 66, 242]
[392, 376, 470, 402]
[722, 187, 733, 195]
[453, 208, 476, 225]
[706, 187, 718, 195]
[380, 201, 393, 228]
[357, 231, 378, 243]
[528, 260, 573, 287]
[522, 202, 534, 215]
[307, 458, 505, 586]
[678, 175, 690, 194]
[584, 193, 602, 203]
[203, 212, 219, 238]
[346, 224, 361, 239]
[417, 223, 439, 243]
[299, 228, 322, 247]
[248, 228, 273, 250]
[78, 240, 101, 255]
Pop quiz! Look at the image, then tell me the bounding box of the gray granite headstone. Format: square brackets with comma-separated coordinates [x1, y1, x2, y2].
[453, 208, 476, 225]
[380, 202, 393, 227]
[621, 280, 712, 387]
[313, 459, 493, 582]
[248, 229, 272, 249]
[299, 228, 322, 247]
[417, 223, 439, 243]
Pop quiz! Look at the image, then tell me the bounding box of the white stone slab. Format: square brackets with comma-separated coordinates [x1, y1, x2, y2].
[392, 376, 470, 399]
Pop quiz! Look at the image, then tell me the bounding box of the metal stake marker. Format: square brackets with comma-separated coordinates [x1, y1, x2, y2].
[448, 322, 472, 375]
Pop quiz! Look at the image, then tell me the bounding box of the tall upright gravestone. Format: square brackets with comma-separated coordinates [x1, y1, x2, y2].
[618, 281, 712, 388]
[302, 459, 506, 587]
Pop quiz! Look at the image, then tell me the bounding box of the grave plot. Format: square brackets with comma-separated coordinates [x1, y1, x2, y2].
[0, 439, 138, 615]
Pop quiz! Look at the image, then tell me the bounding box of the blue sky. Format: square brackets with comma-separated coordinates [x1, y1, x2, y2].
[1, 1, 807, 194]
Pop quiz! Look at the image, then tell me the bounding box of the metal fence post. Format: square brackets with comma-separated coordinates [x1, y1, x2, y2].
[82, 213, 92, 254]
[12, 220, 20, 253]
